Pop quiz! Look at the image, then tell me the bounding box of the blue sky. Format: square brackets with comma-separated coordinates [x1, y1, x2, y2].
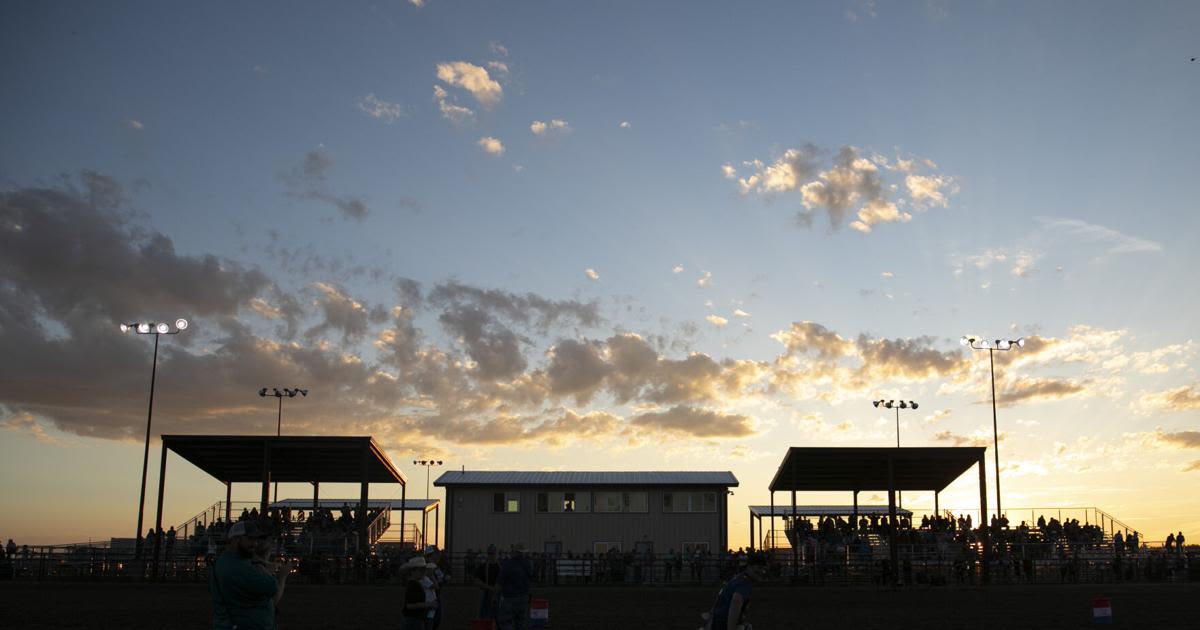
[1, 1, 1198, 545]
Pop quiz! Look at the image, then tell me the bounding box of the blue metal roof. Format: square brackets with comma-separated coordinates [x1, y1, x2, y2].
[434, 470, 738, 487]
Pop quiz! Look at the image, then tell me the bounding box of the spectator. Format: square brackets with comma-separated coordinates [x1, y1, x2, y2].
[5, 539, 15, 558]
[473, 545, 501, 620]
[1177, 531, 1186, 552]
[1167, 533, 1176, 550]
[209, 520, 293, 630]
[424, 546, 448, 630]
[706, 553, 766, 630]
[400, 556, 434, 630]
[665, 548, 676, 583]
[497, 543, 533, 630]
[166, 526, 177, 556]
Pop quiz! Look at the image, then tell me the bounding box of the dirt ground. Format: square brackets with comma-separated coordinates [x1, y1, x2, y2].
[2, 581, 1197, 629]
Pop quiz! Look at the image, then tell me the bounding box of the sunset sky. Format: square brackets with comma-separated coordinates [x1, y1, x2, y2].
[1, 1, 1198, 547]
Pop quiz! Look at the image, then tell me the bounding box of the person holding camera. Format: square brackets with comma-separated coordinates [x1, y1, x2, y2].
[209, 520, 294, 630]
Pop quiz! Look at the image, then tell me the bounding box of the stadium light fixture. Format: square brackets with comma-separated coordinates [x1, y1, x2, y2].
[118, 318, 189, 559]
[259, 386, 309, 502]
[961, 334, 1024, 519]
[412, 459, 445, 500]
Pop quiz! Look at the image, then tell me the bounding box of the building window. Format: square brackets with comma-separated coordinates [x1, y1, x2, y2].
[594, 541, 622, 554]
[493, 492, 520, 513]
[682, 541, 710, 555]
[594, 492, 647, 513]
[663, 492, 717, 513]
[536, 491, 591, 513]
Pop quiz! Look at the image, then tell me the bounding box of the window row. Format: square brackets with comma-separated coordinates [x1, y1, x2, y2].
[492, 491, 717, 514]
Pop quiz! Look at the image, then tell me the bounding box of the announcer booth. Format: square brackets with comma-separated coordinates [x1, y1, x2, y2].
[766, 446, 990, 583]
[154, 435, 408, 568]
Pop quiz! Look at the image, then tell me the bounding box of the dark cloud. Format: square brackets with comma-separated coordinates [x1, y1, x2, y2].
[281, 146, 371, 222]
[438, 305, 528, 381]
[1184, 460, 1200, 472]
[304, 282, 386, 342]
[1156, 429, 1200, 449]
[546, 339, 610, 403]
[856, 335, 966, 381]
[629, 405, 755, 438]
[427, 280, 601, 332]
[998, 377, 1085, 406]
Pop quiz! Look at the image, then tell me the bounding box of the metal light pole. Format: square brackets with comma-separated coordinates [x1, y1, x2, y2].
[873, 399, 918, 508]
[121, 318, 188, 559]
[961, 335, 1024, 521]
[412, 459, 443, 500]
[258, 387, 308, 503]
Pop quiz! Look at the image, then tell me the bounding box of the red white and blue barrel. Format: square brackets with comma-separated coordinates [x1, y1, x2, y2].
[1092, 597, 1112, 624]
[531, 599, 550, 627]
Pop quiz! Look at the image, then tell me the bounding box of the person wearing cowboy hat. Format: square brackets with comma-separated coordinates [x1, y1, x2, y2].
[208, 520, 294, 630]
[400, 556, 437, 630]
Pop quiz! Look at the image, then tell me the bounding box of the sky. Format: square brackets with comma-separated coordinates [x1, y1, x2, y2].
[1, 0, 1198, 547]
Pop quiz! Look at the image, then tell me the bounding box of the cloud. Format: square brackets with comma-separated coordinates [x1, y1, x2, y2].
[844, 0, 878, 22]
[1185, 460, 1200, 472]
[998, 376, 1086, 406]
[953, 248, 1040, 279]
[1138, 384, 1200, 412]
[672, 265, 684, 274]
[629, 405, 755, 438]
[733, 309, 751, 318]
[922, 409, 951, 425]
[486, 61, 510, 79]
[357, 93, 406, 123]
[1036, 217, 1163, 254]
[305, 282, 386, 342]
[696, 271, 712, 288]
[531, 119, 569, 136]
[619, 121, 631, 129]
[409, 0, 425, 7]
[733, 145, 952, 233]
[584, 268, 599, 281]
[881, 271, 894, 279]
[1152, 428, 1200, 449]
[436, 61, 503, 107]
[933, 429, 1006, 447]
[477, 136, 505, 156]
[705, 315, 728, 327]
[126, 119, 144, 130]
[433, 85, 474, 125]
[281, 146, 370, 221]
[489, 41, 509, 57]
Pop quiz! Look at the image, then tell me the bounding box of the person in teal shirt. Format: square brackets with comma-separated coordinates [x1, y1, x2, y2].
[209, 520, 293, 630]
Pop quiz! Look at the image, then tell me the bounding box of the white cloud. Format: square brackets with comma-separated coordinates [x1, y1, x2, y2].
[672, 265, 684, 274]
[733, 309, 751, 318]
[357, 93, 405, 123]
[490, 42, 509, 57]
[531, 119, 569, 136]
[696, 271, 712, 288]
[706, 315, 728, 327]
[1036, 217, 1163, 254]
[486, 61, 510, 79]
[619, 121, 631, 129]
[409, 0, 425, 7]
[433, 85, 474, 124]
[126, 119, 144, 130]
[905, 174, 956, 208]
[881, 271, 894, 278]
[584, 268, 600, 281]
[721, 163, 737, 179]
[477, 136, 505, 156]
[436, 61, 503, 107]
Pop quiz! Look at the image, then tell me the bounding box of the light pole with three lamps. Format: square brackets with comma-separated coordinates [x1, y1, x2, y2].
[873, 399, 918, 508]
[960, 335, 1024, 521]
[120, 318, 188, 559]
[258, 387, 308, 502]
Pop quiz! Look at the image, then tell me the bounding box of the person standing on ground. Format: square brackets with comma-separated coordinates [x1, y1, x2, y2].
[209, 520, 293, 630]
[704, 554, 767, 630]
[473, 545, 502, 620]
[497, 543, 534, 630]
[400, 556, 435, 630]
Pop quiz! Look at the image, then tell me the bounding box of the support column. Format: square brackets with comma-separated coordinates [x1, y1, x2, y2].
[887, 453, 898, 585]
[358, 445, 369, 553]
[225, 482, 232, 522]
[853, 490, 859, 526]
[259, 440, 271, 515]
[749, 509, 755, 551]
[312, 482, 319, 511]
[400, 482, 407, 548]
[153, 440, 169, 579]
[434, 504, 440, 550]
[791, 489, 798, 577]
[934, 491, 940, 517]
[978, 452, 990, 584]
[769, 491, 775, 551]
[423, 508, 428, 548]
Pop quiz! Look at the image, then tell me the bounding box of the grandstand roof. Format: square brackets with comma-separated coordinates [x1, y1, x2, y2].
[271, 498, 436, 512]
[434, 470, 738, 487]
[748, 505, 913, 518]
[768, 447, 984, 493]
[162, 435, 406, 484]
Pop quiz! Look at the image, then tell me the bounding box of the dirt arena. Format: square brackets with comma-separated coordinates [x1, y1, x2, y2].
[2, 582, 1197, 629]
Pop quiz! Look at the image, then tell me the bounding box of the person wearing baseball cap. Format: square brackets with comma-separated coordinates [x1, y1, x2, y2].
[208, 520, 293, 630]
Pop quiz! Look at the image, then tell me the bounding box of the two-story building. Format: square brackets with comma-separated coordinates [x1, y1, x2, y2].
[433, 470, 738, 556]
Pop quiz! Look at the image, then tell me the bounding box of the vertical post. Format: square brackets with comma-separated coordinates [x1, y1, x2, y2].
[358, 444, 370, 553]
[887, 453, 898, 585]
[400, 481, 407, 547]
[225, 482, 232, 522]
[934, 491, 940, 517]
[896, 407, 903, 510]
[791, 489, 798, 577]
[853, 490, 859, 525]
[423, 508, 428, 548]
[749, 509, 754, 551]
[274, 396, 282, 503]
[260, 440, 271, 515]
[978, 452, 990, 584]
[312, 482, 319, 511]
[135, 332, 161, 558]
[434, 503, 439, 550]
[769, 491, 775, 550]
[989, 347, 1002, 519]
[153, 439, 169, 579]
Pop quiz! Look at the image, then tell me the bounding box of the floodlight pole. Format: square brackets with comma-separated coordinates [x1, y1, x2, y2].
[134, 332, 160, 560]
[413, 460, 444, 500]
[962, 336, 1023, 522]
